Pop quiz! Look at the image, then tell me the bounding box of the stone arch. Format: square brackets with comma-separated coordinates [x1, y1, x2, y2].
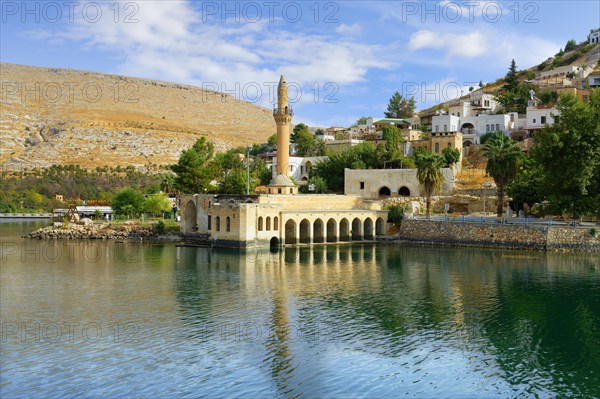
[463, 140, 473, 147]
[351, 217, 362, 241]
[364, 218, 374, 240]
[376, 217, 386, 235]
[266, 216, 271, 231]
[183, 201, 197, 233]
[378, 186, 391, 198]
[285, 219, 297, 245]
[274, 216, 279, 231]
[326, 218, 337, 243]
[258, 216, 263, 231]
[339, 218, 350, 241]
[226, 216, 231, 232]
[398, 186, 411, 197]
[313, 219, 324, 243]
[270, 237, 280, 247]
[215, 216, 221, 232]
[299, 219, 311, 244]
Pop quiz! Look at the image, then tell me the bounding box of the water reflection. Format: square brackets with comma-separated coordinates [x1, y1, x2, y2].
[172, 244, 599, 398]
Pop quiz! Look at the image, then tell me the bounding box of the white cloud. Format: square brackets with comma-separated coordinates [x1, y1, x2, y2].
[409, 30, 489, 58]
[335, 23, 363, 36]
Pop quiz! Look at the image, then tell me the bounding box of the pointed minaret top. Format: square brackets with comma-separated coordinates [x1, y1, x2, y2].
[278, 75, 286, 86]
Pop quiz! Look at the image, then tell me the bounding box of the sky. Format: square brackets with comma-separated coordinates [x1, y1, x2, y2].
[1, 0, 599, 127]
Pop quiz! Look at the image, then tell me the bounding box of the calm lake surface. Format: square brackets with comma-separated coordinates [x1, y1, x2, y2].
[1, 220, 599, 398]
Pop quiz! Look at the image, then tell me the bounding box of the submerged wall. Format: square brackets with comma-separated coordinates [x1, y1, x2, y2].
[397, 220, 600, 251]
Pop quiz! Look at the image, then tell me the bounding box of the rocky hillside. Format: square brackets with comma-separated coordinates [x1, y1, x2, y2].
[0, 63, 276, 171]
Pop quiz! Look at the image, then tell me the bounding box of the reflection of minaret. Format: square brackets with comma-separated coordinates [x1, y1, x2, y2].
[268, 75, 298, 194]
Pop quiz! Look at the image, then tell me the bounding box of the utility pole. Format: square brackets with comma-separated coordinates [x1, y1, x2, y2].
[246, 145, 250, 196]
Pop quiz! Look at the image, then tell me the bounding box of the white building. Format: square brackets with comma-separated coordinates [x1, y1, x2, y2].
[526, 106, 559, 130]
[270, 156, 327, 184]
[589, 30, 600, 44]
[587, 72, 600, 87]
[431, 115, 460, 132]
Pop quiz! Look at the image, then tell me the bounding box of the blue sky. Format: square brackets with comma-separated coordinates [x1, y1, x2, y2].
[2, 0, 599, 127]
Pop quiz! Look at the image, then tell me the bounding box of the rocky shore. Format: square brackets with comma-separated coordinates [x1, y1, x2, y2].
[24, 221, 180, 240]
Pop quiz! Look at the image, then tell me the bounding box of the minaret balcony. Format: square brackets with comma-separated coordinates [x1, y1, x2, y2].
[273, 106, 294, 116]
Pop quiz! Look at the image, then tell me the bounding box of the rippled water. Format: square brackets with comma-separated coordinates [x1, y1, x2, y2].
[1, 220, 599, 398]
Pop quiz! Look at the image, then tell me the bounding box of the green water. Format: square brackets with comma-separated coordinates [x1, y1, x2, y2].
[1, 220, 599, 398]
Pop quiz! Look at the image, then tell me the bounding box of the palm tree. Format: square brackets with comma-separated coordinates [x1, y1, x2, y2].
[483, 133, 522, 218]
[415, 150, 444, 219]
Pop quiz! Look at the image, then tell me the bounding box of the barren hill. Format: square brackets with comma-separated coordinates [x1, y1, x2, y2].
[0, 62, 276, 171]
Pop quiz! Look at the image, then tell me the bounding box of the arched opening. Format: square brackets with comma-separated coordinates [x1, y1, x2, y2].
[285, 219, 297, 245]
[226, 216, 231, 232]
[463, 140, 473, 147]
[364, 218, 374, 240]
[326, 218, 337, 243]
[398, 186, 410, 197]
[215, 216, 221, 232]
[339, 218, 350, 242]
[274, 216, 279, 230]
[313, 219, 324, 243]
[258, 216, 263, 231]
[351, 218, 362, 241]
[266, 217, 271, 231]
[376, 217, 386, 236]
[183, 201, 197, 233]
[461, 122, 475, 135]
[270, 237, 280, 248]
[378, 187, 391, 198]
[299, 219, 311, 244]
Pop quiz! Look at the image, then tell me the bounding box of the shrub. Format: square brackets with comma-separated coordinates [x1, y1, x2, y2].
[153, 220, 166, 235]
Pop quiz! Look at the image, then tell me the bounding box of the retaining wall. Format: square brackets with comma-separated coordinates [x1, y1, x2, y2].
[397, 220, 600, 251]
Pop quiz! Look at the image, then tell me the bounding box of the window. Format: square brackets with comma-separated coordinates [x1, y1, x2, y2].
[486, 125, 490, 132]
[541, 116, 546, 124]
[226, 217, 230, 232]
[258, 216, 263, 231]
[266, 217, 271, 231]
[435, 143, 440, 153]
[510, 114, 515, 122]
[457, 112, 460, 117]
[207, 215, 212, 230]
[447, 143, 452, 148]
[278, 188, 282, 194]
[435, 125, 439, 132]
[496, 124, 500, 131]
[360, 182, 365, 189]
[274, 217, 279, 230]
[216, 216, 221, 231]
[443, 124, 447, 131]
[533, 118, 536, 124]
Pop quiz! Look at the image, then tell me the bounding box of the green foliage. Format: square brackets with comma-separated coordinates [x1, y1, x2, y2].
[441, 147, 460, 167]
[291, 123, 309, 143]
[539, 90, 559, 105]
[311, 142, 381, 192]
[564, 39, 577, 52]
[479, 132, 496, 145]
[267, 134, 277, 146]
[504, 59, 519, 92]
[112, 188, 145, 218]
[414, 150, 444, 218]
[381, 125, 403, 152]
[495, 81, 537, 114]
[304, 176, 328, 193]
[484, 133, 522, 217]
[353, 116, 369, 126]
[315, 128, 325, 135]
[153, 220, 166, 235]
[143, 193, 172, 215]
[507, 156, 545, 212]
[171, 137, 216, 193]
[295, 129, 325, 157]
[385, 92, 416, 119]
[385, 203, 406, 224]
[531, 90, 600, 217]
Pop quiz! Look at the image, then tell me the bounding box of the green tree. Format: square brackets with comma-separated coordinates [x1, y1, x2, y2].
[531, 90, 600, 217]
[385, 203, 406, 224]
[295, 129, 325, 157]
[441, 147, 460, 167]
[385, 92, 416, 119]
[504, 59, 519, 92]
[143, 193, 172, 215]
[507, 156, 545, 214]
[353, 116, 369, 126]
[112, 188, 145, 218]
[171, 137, 216, 193]
[479, 80, 483, 88]
[479, 132, 496, 145]
[381, 125, 403, 152]
[414, 150, 444, 218]
[564, 39, 577, 52]
[483, 133, 522, 218]
[291, 123, 309, 143]
[267, 134, 277, 146]
[307, 175, 328, 193]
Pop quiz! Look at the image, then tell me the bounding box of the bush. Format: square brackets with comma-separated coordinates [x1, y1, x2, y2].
[153, 220, 166, 235]
[385, 204, 406, 224]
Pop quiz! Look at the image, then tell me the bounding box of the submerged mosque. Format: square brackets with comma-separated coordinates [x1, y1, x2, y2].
[180, 76, 388, 248]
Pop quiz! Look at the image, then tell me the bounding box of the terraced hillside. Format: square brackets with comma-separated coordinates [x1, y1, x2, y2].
[0, 63, 276, 171]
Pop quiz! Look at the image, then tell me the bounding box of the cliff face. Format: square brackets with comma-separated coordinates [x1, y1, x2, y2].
[0, 62, 276, 171]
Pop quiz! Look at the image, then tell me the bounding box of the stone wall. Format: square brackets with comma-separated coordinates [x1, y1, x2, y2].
[397, 220, 600, 251]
